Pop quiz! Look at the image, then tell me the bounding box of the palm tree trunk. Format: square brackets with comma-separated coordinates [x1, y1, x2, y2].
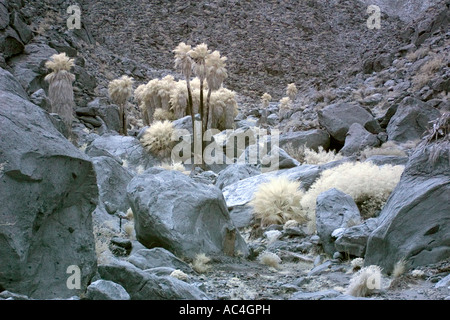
[205, 89, 212, 131]
[119, 103, 127, 136]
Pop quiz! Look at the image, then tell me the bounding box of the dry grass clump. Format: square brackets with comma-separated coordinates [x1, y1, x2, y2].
[158, 161, 186, 172]
[301, 162, 404, 231]
[192, 253, 211, 273]
[406, 46, 430, 62]
[286, 83, 298, 101]
[345, 265, 382, 297]
[279, 97, 292, 120]
[140, 120, 175, 158]
[392, 259, 407, 278]
[153, 108, 175, 121]
[249, 176, 307, 227]
[258, 251, 281, 269]
[351, 258, 365, 271]
[284, 144, 342, 165]
[360, 141, 407, 160]
[413, 53, 447, 89]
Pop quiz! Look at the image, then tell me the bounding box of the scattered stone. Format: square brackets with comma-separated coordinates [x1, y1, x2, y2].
[86, 280, 130, 300]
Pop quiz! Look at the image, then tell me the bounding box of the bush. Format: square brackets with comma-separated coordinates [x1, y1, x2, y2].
[301, 162, 404, 231]
[140, 120, 175, 158]
[249, 176, 307, 227]
[345, 265, 382, 297]
[284, 144, 343, 165]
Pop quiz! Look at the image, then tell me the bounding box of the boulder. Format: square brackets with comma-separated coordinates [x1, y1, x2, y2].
[85, 280, 130, 300]
[215, 163, 260, 190]
[84, 98, 120, 132]
[98, 260, 209, 300]
[127, 168, 248, 259]
[365, 142, 450, 273]
[334, 218, 379, 257]
[315, 189, 362, 255]
[387, 97, 441, 143]
[365, 155, 409, 167]
[86, 134, 157, 173]
[0, 26, 24, 58]
[0, 68, 98, 299]
[278, 129, 330, 151]
[128, 248, 193, 274]
[8, 42, 57, 93]
[30, 88, 51, 112]
[340, 123, 380, 156]
[91, 156, 133, 214]
[11, 11, 32, 44]
[318, 102, 381, 144]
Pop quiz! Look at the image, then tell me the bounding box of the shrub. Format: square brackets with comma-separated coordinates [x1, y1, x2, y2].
[301, 162, 404, 231]
[345, 265, 382, 297]
[392, 259, 407, 278]
[258, 251, 281, 269]
[351, 258, 365, 271]
[192, 253, 211, 273]
[413, 53, 447, 89]
[249, 176, 307, 227]
[360, 141, 407, 160]
[140, 120, 175, 158]
[286, 83, 298, 101]
[153, 108, 175, 121]
[284, 144, 342, 165]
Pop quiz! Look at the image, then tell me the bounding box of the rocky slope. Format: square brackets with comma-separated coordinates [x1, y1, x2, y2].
[0, 0, 449, 301]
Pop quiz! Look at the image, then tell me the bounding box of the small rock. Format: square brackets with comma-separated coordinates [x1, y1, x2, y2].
[85, 280, 130, 300]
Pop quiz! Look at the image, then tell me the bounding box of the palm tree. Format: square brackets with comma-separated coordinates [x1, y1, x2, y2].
[260, 92, 272, 126]
[44, 53, 76, 139]
[108, 75, 134, 135]
[173, 42, 195, 128]
[188, 43, 210, 133]
[205, 50, 228, 130]
[286, 83, 298, 101]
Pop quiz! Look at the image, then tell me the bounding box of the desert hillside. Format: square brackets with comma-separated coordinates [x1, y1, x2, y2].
[0, 0, 449, 302]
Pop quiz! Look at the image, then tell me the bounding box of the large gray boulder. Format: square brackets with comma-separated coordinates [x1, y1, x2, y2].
[215, 163, 260, 190]
[0, 26, 24, 58]
[0, 68, 98, 299]
[315, 189, 362, 256]
[98, 260, 209, 300]
[86, 134, 158, 174]
[127, 168, 248, 259]
[386, 97, 441, 143]
[318, 102, 381, 144]
[278, 129, 330, 151]
[340, 123, 380, 156]
[365, 142, 450, 273]
[91, 156, 133, 215]
[334, 218, 379, 257]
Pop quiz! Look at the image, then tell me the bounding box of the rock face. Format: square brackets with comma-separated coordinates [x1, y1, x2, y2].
[386, 97, 441, 143]
[365, 142, 450, 273]
[127, 168, 248, 259]
[0, 68, 98, 299]
[318, 103, 381, 144]
[128, 248, 193, 274]
[315, 189, 362, 256]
